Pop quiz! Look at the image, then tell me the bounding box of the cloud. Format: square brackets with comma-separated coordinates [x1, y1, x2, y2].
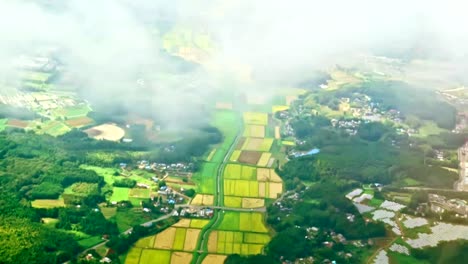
[1, 0, 468, 125]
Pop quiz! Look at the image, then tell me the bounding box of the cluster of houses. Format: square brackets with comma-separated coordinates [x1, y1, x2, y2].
[0, 91, 82, 114]
[429, 194, 467, 217]
[137, 160, 194, 174]
[331, 118, 361, 135]
[179, 207, 214, 218]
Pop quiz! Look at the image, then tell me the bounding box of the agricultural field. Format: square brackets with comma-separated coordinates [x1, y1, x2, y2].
[84, 123, 125, 141]
[223, 164, 256, 181]
[271, 105, 289, 113]
[229, 150, 241, 162]
[243, 112, 268, 126]
[192, 162, 218, 194]
[216, 212, 269, 233]
[52, 104, 91, 118]
[191, 194, 214, 206]
[238, 151, 262, 165]
[207, 230, 269, 255]
[64, 116, 94, 128]
[7, 119, 29, 128]
[201, 255, 227, 264]
[243, 124, 265, 138]
[39, 120, 71, 136]
[274, 126, 280, 139]
[100, 206, 117, 219]
[241, 137, 274, 152]
[110, 187, 130, 202]
[256, 168, 282, 182]
[128, 218, 210, 264]
[205, 148, 216, 162]
[31, 198, 65, 208]
[256, 152, 272, 167]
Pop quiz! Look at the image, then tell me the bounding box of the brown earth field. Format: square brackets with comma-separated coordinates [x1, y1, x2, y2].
[7, 119, 29, 128]
[236, 137, 246, 150]
[238, 151, 262, 165]
[65, 116, 94, 127]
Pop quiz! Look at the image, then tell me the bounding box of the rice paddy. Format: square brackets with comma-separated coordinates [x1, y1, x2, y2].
[241, 137, 274, 152]
[243, 112, 268, 126]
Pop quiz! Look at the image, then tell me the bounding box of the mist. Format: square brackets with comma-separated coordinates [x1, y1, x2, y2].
[1, 0, 468, 126]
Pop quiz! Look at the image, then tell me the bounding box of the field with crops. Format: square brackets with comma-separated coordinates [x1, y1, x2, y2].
[126, 219, 210, 264]
[243, 112, 268, 126]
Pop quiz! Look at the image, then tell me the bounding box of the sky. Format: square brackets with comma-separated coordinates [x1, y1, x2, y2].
[1, 0, 468, 124]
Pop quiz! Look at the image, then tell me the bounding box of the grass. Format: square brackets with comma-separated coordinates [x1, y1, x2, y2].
[140, 249, 171, 264]
[77, 236, 104, 248]
[414, 121, 447, 137]
[192, 162, 218, 194]
[41, 217, 59, 228]
[40, 120, 71, 137]
[80, 165, 119, 185]
[53, 104, 91, 118]
[129, 188, 151, 198]
[403, 177, 422, 186]
[110, 187, 130, 202]
[387, 251, 428, 264]
[113, 209, 147, 233]
[206, 148, 216, 162]
[31, 198, 65, 208]
[243, 112, 268, 126]
[0, 118, 7, 131]
[100, 206, 117, 219]
[368, 198, 384, 207]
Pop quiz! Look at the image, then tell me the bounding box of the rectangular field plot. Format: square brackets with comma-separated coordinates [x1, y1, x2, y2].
[224, 196, 242, 207]
[129, 188, 151, 198]
[125, 247, 142, 264]
[241, 198, 265, 208]
[65, 116, 94, 128]
[257, 182, 283, 199]
[241, 138, 274, 152]
[238, 151, 262, 165]
[192, 162, 218, 194]
[31, 198, 65, 208]
[170, 252, 192, 264]
[229, 150, 241, 162]
[139, 249, 171, 264]
[239, 213, 269, 233]
[190, 219, 210, 229]
[207, 230, 270, 255]
[110, 187, 130, 202]
[183, 229, 201, 251]
[173, 228, 187, 250]
[272, 105, 289, 113]
[153, 227, 177, 249]
[257, 153, 272, 167]
[224, 180, 259, 197]
[202, 255, 227, 264]
[243, 125, 265, 138]
[256, 168, 283, 182]
[243, 112, 268, 125]
[224, 164, 257, 180]
[190, 194, 214, 206]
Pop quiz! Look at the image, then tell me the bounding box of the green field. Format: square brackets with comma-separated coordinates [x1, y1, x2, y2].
[243, 233, 270, 244]
[192, 162, 218, 194]
[129, 188, 151, 198]
[224, 196, 242, 207]
[64, 182, 99, 197]
[41, 217, 59, 228]
[224, 164, 256, 180]
[77, 236, 104, 248]
[110, 187, 130, 202]
[139, 249, 171, 264]
[217, 212, 241, 231]
[243, 112, 268, 125]
[41, 120, 71, 136]
[80, 165, 119, 185]
[100, 206, 117, 219]
[242, 137, 274, 152]
[31, 198, 65, 208]
[173, 228, 187, 250]
[0, 118, 7, 131]
[190, 219, 210, 229]
[229, 150, 241, 162]
[206, 148, 216, 162]
[125, 248, 142, 264]
[224, 180, 259, 197]
[53, 105, 91, 118]
[239, 213, 268, 232]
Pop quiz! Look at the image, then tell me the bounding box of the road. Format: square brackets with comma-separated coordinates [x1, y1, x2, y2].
[79, 213, 175, 256]
[194, 128, 243, 264]
[175, 204, 266, 213]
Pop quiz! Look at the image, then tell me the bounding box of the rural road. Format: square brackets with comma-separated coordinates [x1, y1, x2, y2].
[175, 204, 266, 213]
[79, 212, 175, 256]
[194, 125, 243, 264]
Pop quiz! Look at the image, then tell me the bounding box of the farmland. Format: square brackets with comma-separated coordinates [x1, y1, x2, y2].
[65, 116, 94, 128]
[243, 124, 265, 138]
[243, 112, 268, 126]
[52, 104, 91, 118]
[31, 198, 65, 208]
[240, 137, 274, 152]
[127, 218, 211, 264]
[110, 187, 130, 202]
[257, 152, 272, 167]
